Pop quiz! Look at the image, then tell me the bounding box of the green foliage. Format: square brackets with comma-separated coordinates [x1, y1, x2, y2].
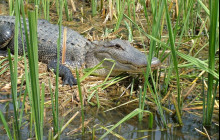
[76, 68, 85, 134]
[92, 0, 97, 16]
[203, 0, 219, 126]
[2, 0, 219, 139]
[164, 0, 182, 124]
[42, 0, 50, 20]
[0, 110, 12, 140]
[100, 108, 153, 139]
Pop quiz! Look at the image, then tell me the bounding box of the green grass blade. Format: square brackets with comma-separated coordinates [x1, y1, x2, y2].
[7, 50, 20, 139]
[177, 52, 219, 79]
[124, 20, 133, 42]
[164, 0, 182, 124]
[40, 83, 45, 139]
[80, 58, 115, 82]
[99, 108, 153, 139]
[176, 0, 194, 49]
[197, 0, 210, 15]
[64, 0, 70, 20]
[18, 76, 27, 128]
[138, 87, 143, 121]
[9, 0, 14, 16]
[0, 110, 12, 140]
[140, 0, 149, 27]
[54, 0, 64, 136]
[28, 11, 42, 139]
[7, 0, 21, 137]
[204, 0, 219, 126]
[19, 1, 35, 137]
[76, 68, 85, 134]
[92, 0, 97, 16]
[114, 1, 125, 31]
[49, 79, 57, 136]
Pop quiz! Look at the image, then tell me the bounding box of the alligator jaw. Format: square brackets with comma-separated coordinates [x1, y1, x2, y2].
[110, 56, 161, 74]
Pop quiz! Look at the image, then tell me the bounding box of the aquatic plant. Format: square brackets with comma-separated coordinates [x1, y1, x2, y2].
[0, 0, 219, 139]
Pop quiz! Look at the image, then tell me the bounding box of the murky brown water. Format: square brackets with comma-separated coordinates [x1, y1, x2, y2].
[0, 0, 219, 139]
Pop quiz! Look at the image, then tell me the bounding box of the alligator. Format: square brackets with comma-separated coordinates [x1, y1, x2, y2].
[0, 16, 161, 86]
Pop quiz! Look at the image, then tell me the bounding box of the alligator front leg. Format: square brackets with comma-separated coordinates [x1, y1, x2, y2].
[48, 60, 77, 86]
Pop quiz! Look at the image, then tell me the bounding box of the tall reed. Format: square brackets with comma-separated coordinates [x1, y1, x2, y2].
[76, 68, 85, 134]
[7, 0, 21, 138]
[42, 0, 50, 20]
[164, 0, 182, 125]
[2, 0, 46, 139]
[203, 0, 219, 126]
[114, 0, 125, 31]
[64, 0, 70, 21]
[1, 0, 219, 139]
[92, 0, 97, 16]
[27, 11, 43, 139]
[52, 0, 64, 138]
[9, 0, 14, 16]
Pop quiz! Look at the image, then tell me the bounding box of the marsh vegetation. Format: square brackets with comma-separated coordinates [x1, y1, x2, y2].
[0, 0, 219, 139]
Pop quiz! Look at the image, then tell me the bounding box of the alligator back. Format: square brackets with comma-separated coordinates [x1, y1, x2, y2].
[0, 16, 93, 68]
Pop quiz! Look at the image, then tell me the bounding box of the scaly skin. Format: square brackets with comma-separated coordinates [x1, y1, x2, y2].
[0, 16, 161, 86]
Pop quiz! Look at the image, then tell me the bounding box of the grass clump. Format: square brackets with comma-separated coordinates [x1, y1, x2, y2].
[0, 0, 219, 139]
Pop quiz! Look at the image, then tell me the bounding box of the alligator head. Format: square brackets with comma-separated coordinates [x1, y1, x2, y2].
[85, 39, 161, 76]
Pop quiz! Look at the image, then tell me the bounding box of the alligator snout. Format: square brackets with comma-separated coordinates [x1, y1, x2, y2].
[128, 55, 161, 71]
[150, 57, 161, 70]
[128, 55, 161, 70]
[129, 51, 161, 70]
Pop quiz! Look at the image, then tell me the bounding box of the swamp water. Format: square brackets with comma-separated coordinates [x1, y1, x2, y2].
[0, 95, 219, 139]
[0, 0, 219, 139]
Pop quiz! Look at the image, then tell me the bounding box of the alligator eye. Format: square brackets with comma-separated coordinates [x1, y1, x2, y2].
[104, 43, 124, 50]
[114, 44, 124, 50]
